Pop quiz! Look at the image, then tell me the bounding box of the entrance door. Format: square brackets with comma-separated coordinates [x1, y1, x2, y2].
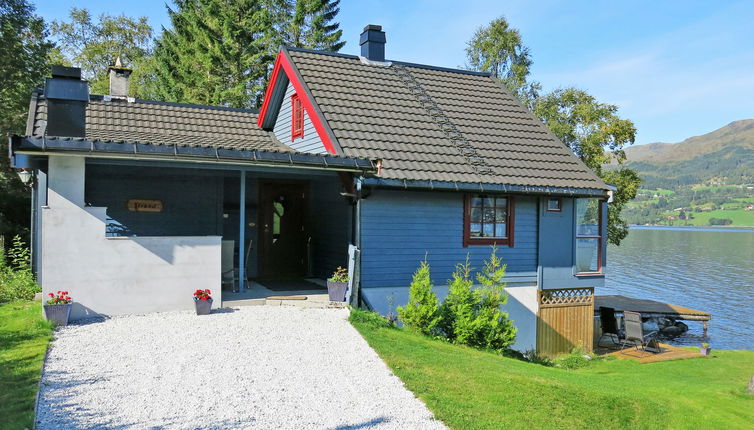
[258, 181, 307, 279]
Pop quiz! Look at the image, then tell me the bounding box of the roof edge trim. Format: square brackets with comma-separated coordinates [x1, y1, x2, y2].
[362, 177, 609, 197]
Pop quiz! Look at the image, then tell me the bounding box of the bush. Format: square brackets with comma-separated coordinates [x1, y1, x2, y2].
[0, 236, 41, 303]
[349, 308, 393, 329]
[554, 349, 591, 370]
[708, 217, 733, 226]
[437, 248, 517, 353]
[397, 259, 440, 335]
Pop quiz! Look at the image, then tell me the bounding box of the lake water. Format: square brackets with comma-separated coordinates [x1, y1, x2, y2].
[604, 226, 754, 350]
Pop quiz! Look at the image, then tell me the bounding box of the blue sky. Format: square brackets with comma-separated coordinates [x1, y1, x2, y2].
[35, 0, 754, 146]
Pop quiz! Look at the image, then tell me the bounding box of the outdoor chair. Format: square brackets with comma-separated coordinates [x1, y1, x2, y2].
[620, 311, 661, 353]
[597, 306, 623, 349]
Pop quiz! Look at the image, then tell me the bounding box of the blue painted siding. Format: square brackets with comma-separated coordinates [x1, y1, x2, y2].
[537, 197, 606, 290]
[85, 164, 223, 237]
[360, 189, 538, 288]
[273, 82, 327, 154]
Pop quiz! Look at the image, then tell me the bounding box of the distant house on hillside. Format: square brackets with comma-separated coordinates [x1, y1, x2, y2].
[10, 25, 609, 354]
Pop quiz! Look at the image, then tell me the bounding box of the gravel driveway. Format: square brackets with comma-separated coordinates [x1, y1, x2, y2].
[37, 306, 445, 429]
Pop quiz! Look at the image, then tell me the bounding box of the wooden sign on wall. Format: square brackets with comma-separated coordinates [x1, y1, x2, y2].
[127, 199, 164, 212]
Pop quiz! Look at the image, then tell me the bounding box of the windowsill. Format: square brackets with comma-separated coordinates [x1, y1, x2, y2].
[574, 272, 604, 277]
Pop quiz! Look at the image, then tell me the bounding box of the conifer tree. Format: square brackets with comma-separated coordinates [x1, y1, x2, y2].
[282, 0, 345, 51]
[397, 259, 440, 335]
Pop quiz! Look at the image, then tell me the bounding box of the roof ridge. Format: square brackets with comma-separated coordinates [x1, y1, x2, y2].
[285, 46, 492, 77]
[87, 95, 260, 114]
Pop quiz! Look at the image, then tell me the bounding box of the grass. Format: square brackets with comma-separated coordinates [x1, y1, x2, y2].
[350, 310, 754, 430]
[664, 208, 754, 226]
[638, 188, 675, 196]
[0, 300, 53, 430]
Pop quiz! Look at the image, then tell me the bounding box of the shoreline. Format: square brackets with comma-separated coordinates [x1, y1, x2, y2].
[629, 224, 754, 233]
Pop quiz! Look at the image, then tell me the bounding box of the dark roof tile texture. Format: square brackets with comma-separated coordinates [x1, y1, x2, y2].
[31, 95, 289, 152]
[288, 49, 607, 190]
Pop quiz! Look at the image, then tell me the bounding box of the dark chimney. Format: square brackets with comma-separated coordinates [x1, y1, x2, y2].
[44, 66, 88, 137]
[108, 56, 132, 98]
[360, 24, 386, 62]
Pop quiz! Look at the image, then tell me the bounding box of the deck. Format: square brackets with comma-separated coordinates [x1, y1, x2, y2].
[596, 295, 711, 321]
[600, 343, 709, 363]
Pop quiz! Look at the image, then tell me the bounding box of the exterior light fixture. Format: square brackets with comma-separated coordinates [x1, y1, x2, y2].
[16, 169, 33, 186]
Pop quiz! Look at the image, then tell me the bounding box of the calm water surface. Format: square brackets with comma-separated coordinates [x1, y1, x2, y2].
[604, 226, 754, 350]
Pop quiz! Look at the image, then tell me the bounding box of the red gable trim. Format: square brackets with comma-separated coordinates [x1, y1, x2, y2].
[257, 51, 337, 154]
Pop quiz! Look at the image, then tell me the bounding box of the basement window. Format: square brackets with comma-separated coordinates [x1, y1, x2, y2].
[291, 94, 304, 140]
[463, 195, 514, 247]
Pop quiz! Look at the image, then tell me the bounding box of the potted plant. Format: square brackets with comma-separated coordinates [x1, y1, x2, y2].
[193, 289, 213, 315]
[700, 342, 712, 356]
[327, 266, 349, 302]
[44, 291, 72, 326]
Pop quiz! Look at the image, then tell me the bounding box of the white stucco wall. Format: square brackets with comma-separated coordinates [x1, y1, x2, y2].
[362, 283, 539, 352]
[40, 156, 222, 320]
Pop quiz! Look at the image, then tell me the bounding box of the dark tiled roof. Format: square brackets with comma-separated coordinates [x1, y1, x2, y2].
[287, 49, 608, 190]
[29, 93, 289, 152]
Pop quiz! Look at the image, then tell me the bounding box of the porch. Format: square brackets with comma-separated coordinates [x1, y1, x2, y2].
[36, 154, 363, 319]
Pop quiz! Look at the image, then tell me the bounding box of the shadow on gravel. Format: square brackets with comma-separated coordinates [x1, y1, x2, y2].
[331, 416, 391, 429]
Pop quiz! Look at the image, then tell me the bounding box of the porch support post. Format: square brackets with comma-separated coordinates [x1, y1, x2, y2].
[238, 170, 246, 293]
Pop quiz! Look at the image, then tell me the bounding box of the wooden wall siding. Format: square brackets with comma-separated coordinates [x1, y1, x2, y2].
[536, 287, 594, 357]
[85, 165, 223, 237]
[309, 177, 352, 278]
[273, 81, 327, 154]
[360, 190, 538, 288]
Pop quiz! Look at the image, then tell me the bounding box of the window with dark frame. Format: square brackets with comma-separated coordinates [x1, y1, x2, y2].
[546, 198, 562, 212]
[291, 94, 304, 140]
[575, 198, 602, 274]
[463, 195, 514, 247]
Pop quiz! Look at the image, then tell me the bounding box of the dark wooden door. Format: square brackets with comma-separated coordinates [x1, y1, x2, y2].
[258, 181, 307, 279]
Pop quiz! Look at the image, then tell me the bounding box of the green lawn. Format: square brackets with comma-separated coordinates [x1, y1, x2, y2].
[0, 300, 52, 430]
[666, 208, 754, 226]
[350, 310, 754, 430]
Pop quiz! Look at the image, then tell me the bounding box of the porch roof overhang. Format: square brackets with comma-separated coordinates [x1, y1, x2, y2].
[10, 135, 376, 174]
[362, 177, 608, 198]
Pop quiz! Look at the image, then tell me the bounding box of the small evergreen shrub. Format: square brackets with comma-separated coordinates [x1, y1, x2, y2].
[436, 248, 517, 353]
[397, 259, 440, 335]
[0, 236, 41, 302]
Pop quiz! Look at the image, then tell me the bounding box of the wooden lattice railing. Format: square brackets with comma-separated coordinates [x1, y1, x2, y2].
[538, 287, 594, 308]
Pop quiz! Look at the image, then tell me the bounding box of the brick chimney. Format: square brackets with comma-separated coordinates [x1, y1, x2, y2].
[108, 56, 132, 98]
[360, 25, 386, 62]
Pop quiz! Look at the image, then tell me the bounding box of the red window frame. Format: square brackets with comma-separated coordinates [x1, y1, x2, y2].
[575, 199, 603, 275]
[291, 94, 304, 140]
[463, 194, 515, 247]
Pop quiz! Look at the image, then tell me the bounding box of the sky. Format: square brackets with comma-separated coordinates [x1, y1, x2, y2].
[34, 0, 754, 146]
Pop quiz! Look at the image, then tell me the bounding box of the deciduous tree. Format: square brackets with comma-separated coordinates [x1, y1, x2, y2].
[50, 7, 152, 96]
[534, 88, 641, 244]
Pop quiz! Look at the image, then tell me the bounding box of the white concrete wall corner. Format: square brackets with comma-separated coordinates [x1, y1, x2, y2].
[41, 156, 222, 320]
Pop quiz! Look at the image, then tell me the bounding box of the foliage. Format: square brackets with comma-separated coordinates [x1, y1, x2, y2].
[351, 316, 754, 430]
[329, 266, 349, 283]
[147, 0, 345, 108]
[50, 7, 153, 96]
[465, 16, 540, 109]
[0, 0, 52, 244]
[708, 217, 733, 226]
[534, 88, 641, 245]
[0, 300, 53, 430]
[281, 0, 345, 51]
[437, 258, 476, 342]
[45, 290, 71, 305]
[396, 259, 440, 335]
[193, 289, 212, 301]
[348, 308, 393, 329]
[553, 349, 591, 370]
[0, 236, 40, 303]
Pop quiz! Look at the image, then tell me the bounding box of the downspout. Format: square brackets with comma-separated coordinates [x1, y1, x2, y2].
[29, 171, 37, 276]
[353, 177, 363, 307]
[238, 170, 246, 293]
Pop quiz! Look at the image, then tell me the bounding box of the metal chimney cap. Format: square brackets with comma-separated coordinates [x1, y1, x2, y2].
[51, 65, 82, 79]
[363, 24, 382, 32]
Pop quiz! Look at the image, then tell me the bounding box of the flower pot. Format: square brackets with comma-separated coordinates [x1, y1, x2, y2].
[700, 346, 711, 356]
[327, 280, 348, 302]
[44, 303, 72, 326]
[194, 298, 213, 315]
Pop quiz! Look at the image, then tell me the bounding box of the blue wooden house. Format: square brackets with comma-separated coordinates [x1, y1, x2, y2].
[10, 25, 608, 352]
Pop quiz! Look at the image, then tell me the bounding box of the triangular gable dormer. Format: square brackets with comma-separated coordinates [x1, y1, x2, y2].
[258, 49, 340, 155]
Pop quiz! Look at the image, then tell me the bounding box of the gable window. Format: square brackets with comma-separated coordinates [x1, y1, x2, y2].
[291, 94, 304, 140]
[575, 198, 602, 274]
[463, 195, 514, 247]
